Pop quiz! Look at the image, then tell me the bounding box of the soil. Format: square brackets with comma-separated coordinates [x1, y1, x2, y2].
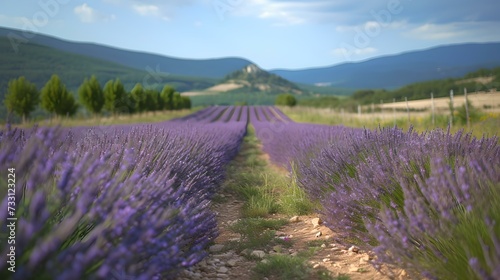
[177, 155, 410, 280]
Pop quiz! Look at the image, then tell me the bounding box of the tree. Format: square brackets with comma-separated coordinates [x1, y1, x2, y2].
[275, 93, 297, 107]
[103, 79, 127, 114]
[144, 89, 159, 112]
[172, 92, 182, 110]
[160, 85, 175, 110]
[130, 83, 147, 113]
[41, 74, 78, 117]
[78, 75, 104, 114]
[3, 76, 39, 122]
[181, 96, 191, 109]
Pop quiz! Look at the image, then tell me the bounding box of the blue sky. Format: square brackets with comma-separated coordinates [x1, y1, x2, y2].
[1, 0, 500, 69]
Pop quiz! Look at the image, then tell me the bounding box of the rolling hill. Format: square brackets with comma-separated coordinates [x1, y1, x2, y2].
[0, 27, 253, 79]
[2, 26, 500, 95]
[217, 64, 305, 94]
[270, 42, 500, 89]
[0, 36, 217, 100]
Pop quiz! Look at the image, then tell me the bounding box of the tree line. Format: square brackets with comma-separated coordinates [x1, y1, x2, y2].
[299, 67, 500, 111]
[3, 74, 191, 122]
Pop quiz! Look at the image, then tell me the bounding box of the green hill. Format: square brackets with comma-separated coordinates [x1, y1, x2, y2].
[298, 67, 500, 110]
[0, 36, 217, 101]
[0, 27, 253, 79]
[220, 64, 305, 95]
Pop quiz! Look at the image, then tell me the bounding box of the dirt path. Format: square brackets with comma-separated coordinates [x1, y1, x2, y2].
[177, 133, 407, 280]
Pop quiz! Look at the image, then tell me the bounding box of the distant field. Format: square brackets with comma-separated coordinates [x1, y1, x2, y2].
[4, 109, 196, 129]
[377, 90, 500, 113]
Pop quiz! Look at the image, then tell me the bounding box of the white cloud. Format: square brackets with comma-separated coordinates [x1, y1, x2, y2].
[74, 3, 97, 23]
[74, 3, 115, 23]
[336, 20, 408, 33]
[233, 0, 335, 26]
[132, 4, 160, 16]
[132, 4, 170, 20]
[258, 9, 304, 25]
[410, 23, 464, 40]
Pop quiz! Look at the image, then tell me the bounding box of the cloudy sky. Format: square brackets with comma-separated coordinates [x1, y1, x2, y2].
[1, 0, 499, 69]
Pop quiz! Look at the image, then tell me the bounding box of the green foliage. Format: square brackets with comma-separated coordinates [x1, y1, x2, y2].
[228, 218, 289, 251]
[130, 83, 147, 113]
[78, 75, 104, 114]
[275, 93, 297, 107]
[222, 65, 302, 93]
[190, 92, 278, 107]
[3, 76, 39, 121]
[160, 85, 175, 110]
[252, 253, 335, 280]
[0, 36, 216, 96]
[41, 74, 78, 116]
[103, 79, 129, 114]
[456, 99, 483, 125]
[235, 101, 248, 106]
[180, 96, 191, 109]
[144, 89, 159, 111]
[172, 92, 182, 110]
[226, 126, 314, 218]
[298, 96, 340, 108]
[464, 67, 500, 79]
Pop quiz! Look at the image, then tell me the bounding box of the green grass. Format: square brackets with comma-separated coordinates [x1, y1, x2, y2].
[224, 125, 314, 218]
[279, 106, 500, 140]
[3, 108, 198, 128]
[227, 218, 291, 252]
[252, 250, 343, 280]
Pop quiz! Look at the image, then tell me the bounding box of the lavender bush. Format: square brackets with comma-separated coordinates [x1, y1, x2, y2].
[0, 107, 247, 279]
[250, 107, 500, 279]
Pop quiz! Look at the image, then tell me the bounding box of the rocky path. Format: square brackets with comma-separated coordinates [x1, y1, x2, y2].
[177, 131, 409, 280]
[178, 187, 409, 279]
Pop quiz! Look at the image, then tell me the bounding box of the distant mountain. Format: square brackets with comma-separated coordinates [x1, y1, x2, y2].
[270, 42, 500, 89]
[0, 27, 253, 79]
[216, 64, 305, 94]
[0, 36, 216, 99]
[3, 26, 500, 92]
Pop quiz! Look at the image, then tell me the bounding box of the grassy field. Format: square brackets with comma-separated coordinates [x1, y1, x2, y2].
[3, 109, 197, 129]
[376, 90, 500, 113]
[280, 104, 500, 139]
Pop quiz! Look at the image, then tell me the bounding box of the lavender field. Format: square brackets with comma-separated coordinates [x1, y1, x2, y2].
[1, 106, 499, 279]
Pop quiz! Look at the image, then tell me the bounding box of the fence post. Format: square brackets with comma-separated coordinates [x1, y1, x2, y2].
[380, 99, 384, 120]
[449, 89, 454, 127]
[405, 96, 410, 124]
[431, 92, 435, 126]
[393, 98, 396, 127]
[464, 87, 470, 129]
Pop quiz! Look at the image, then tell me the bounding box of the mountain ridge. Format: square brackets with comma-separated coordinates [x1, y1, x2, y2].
[270, 42, 500, 89]
[1, 26, 500, 90]
[0, 27, 253, 79]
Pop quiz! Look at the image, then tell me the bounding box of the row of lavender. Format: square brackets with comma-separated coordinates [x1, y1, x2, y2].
[0, 107, 248, 279]
[251, 106, 500, 279]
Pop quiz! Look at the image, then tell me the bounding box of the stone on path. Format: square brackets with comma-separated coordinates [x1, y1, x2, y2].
[289, 216, 300, 222]
[311, 217, 322, 228]
[348, 245, 359, 253]
[251, 250, 266, 258]
[209, 244, 224, 253]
